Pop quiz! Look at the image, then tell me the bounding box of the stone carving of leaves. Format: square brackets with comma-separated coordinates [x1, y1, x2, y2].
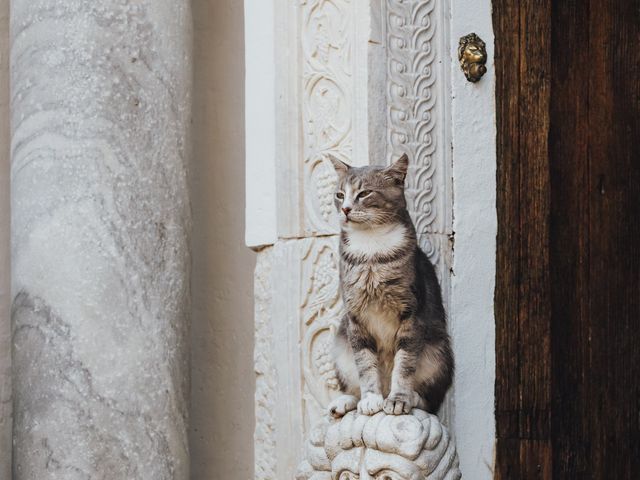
[300, 239, 343, 430]
[302, 0, 353, 234]
[387, 0, 439, 238]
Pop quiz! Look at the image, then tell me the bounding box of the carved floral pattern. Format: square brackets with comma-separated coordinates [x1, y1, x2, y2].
[386, 0, 451, 275]
[254, 251, 277, 480]
[300, 238, 343, 430]
[302, 0, 353, 234]
[298, 0, 356, 432]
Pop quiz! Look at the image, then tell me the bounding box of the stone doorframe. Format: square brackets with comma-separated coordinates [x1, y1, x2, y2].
[245, 0, 496, 477]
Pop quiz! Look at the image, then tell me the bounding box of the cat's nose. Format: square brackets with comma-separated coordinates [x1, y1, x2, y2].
[342, 207, 351, 216]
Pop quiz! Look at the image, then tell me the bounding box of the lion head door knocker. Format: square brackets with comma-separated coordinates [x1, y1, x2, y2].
[458, 33, 487, 82]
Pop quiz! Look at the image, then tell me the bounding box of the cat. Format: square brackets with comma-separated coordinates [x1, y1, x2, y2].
[327, 154, 453, 418]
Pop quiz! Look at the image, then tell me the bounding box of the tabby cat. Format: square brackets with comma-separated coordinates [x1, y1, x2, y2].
[327, 154, 453, 417]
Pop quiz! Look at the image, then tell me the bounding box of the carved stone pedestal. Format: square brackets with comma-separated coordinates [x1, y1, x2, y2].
[297, 410, 462, 480]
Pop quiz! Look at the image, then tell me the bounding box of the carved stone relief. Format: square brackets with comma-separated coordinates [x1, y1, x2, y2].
[302, 0, 353, 235]
[296, 410, 462, 480]
[300, 237, 344, 429]
[386, 0, 452, 282]
[254, 250, 277, 480]
[254, 0, 453, 477]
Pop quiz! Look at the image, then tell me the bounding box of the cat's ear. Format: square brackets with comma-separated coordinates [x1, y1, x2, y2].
[384, 153, 409, 184]
[327, 154, 351, 178]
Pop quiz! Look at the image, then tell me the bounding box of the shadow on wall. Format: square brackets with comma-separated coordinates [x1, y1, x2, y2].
[190, 0, 256, 478]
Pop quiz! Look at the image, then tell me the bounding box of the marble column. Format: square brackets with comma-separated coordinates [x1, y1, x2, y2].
[0, 0, 11, 476]
[10, 1, 192, 478]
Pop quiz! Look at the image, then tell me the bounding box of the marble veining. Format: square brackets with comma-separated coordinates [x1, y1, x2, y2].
[1, 1, 11, 477]
[11, 1, 192, 478]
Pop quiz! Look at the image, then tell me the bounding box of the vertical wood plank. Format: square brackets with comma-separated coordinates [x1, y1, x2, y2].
[494, 0, 553, 477]
[496, 0, 640, 477]
[549, 0, 640, 477]
[581, 0, 639, 476]
[548, 0, 592, 476]
[493, 0, 522, 453]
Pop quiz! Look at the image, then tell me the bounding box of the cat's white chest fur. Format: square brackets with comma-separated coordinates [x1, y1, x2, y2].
[344, 223, 406, 257]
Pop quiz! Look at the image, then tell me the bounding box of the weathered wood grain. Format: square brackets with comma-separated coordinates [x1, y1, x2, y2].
[494, 0, 552, 477]
[495, 0, 640, 477]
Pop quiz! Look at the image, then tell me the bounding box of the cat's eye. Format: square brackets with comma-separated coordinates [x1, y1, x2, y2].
[357, 190, 372, 199]
[336, 192, 344, 200]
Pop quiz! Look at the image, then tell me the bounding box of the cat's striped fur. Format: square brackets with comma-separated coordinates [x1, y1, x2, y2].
[327, 154, 453, 417]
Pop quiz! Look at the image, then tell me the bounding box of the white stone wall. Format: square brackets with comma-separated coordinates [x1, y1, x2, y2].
[190, 0, 256, 477]
[244, 0, 277, 248]
[449, 1, 497, 477]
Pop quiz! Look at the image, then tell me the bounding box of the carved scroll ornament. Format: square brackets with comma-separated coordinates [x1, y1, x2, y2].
[296, 410, 461, 480]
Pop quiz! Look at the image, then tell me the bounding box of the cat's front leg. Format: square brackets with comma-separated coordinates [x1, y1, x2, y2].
[384, 349, 421, 415]
[384, 326, 422, 415]
[348, 321, 384, 415]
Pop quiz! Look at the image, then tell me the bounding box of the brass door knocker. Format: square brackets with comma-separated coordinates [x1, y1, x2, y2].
[458, 33, 487, 82]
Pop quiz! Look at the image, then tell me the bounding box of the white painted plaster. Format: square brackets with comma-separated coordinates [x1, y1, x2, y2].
[191, 0, 256, 477]
[449, 0, 497, 477]
[244, 0, 277, 248]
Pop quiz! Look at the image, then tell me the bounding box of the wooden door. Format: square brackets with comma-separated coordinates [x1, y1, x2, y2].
[493, 0, 640, 477]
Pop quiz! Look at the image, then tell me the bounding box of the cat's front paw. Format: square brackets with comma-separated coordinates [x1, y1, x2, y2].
[357, 392, 384, 415]
[328, 395, 358, 418]
[383, 390, 419, 415]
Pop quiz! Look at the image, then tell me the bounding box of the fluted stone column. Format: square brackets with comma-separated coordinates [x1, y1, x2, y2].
[10, 1, 192, 478]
